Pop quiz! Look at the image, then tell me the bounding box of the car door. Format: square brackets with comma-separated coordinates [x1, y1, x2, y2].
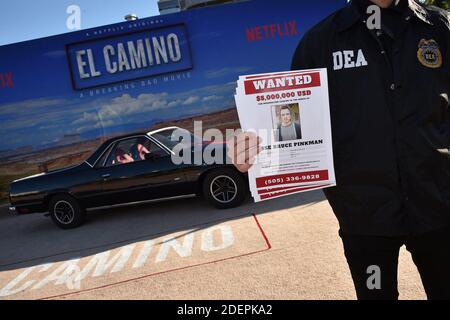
[95, 136, 189, 207]
[149, 128, 208, 192]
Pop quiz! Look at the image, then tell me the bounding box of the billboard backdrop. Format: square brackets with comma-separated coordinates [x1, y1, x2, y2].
[0, 0, 347, 203]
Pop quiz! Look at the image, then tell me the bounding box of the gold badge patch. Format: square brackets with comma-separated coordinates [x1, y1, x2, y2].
[417, 39, 443, 69]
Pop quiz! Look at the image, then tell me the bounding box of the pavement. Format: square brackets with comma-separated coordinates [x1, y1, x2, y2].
[0, 191, 426, 300]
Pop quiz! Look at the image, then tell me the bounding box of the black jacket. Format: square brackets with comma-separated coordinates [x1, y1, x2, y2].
[291, 0, 450, 236]
[277, 123, 302, 141]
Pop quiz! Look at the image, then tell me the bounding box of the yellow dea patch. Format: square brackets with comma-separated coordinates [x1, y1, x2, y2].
[417, 39, 443, 69]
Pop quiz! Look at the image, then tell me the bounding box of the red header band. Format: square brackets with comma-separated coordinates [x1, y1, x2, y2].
[256, 170, 329, 188]
[244, 72, 321, 94]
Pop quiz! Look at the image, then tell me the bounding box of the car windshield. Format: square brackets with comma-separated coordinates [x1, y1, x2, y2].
[150, 128, 202, 151]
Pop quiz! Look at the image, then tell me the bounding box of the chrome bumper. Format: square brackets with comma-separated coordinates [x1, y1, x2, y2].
[9, 206, 18, 215]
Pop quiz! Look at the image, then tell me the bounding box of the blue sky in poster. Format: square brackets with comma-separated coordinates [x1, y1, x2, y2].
[0, 0, 348, 152]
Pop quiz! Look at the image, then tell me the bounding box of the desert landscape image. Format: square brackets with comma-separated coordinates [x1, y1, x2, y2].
[0, 108, 240, 204]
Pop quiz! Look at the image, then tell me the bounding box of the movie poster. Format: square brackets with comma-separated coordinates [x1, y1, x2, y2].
[0, 0, 347, 204]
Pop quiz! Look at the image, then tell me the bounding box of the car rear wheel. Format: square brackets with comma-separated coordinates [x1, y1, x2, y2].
[202, 168, 247, 209]
[49, 195, 85, 229]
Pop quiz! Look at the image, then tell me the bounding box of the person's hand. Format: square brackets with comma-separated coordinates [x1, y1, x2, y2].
[227, 131, 262, 173]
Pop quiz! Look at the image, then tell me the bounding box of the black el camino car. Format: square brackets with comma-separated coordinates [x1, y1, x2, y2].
[9, 127, 247, 229]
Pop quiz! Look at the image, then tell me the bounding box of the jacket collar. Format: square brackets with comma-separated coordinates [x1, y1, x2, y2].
[336, 0, 433, 33]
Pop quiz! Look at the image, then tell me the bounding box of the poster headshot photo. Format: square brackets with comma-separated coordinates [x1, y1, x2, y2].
[272, 104, 302, 142]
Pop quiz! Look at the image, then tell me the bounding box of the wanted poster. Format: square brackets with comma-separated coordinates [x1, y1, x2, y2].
[234, 69, 336, 202]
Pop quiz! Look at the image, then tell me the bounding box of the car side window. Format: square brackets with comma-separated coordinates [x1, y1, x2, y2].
[104, 137, 168, 167]
[147, 141, 170, 158]
[95, 144, 114, 168]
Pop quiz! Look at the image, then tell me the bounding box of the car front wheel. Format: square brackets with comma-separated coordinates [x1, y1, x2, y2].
[49, 194, 86, 229]
[202, 168, 247, 209]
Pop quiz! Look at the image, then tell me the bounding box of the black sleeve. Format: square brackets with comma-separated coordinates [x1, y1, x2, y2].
[290, 31, 317, 71]
[445, 44, 450, 147]
[439, 11, 450, 146]
[426, 8, 450, 147]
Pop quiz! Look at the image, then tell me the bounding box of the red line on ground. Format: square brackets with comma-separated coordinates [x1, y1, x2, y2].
[252, 214, 272, 250]
[39, 214, 271, 300]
